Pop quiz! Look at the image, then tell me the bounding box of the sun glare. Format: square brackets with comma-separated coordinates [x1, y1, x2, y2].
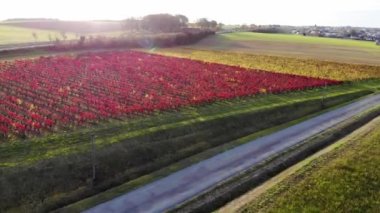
[1, 0, 379, 27]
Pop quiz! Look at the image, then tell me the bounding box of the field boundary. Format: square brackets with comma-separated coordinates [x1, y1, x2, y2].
[0, 31, 214, 56]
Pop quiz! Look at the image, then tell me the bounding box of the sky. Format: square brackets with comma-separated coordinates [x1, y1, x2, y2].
[1, 0, 380, 27]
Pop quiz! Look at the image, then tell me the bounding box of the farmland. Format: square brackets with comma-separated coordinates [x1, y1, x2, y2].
[220, 32, 379, 49]
[154, 48, 380, 81]
[0, 51, 339, 138]
[184, 32, 380, 65]
[0, 31, 380, 212]
[0, 22, 129, 46]
[238, 116, 380, 213]
[1, 82, 376, 211]
[0, 25, 76, 45]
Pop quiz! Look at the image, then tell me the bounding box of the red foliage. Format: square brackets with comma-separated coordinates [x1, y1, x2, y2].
[0, 51, 340, 136]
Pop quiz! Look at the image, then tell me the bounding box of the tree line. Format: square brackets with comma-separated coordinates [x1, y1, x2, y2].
[124, 14, 219, 32]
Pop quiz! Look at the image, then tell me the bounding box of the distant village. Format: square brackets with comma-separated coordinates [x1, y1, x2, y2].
[226, 24, 380, 45]
[291, 26, 380, 42]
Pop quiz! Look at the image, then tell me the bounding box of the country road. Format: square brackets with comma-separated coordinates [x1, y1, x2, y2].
[85, 93, 380, 213]
[0, 42, 53, 52]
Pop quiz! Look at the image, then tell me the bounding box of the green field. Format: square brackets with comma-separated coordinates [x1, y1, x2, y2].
[0, 20, 130, 45]
[0, 25, 76, 45]
[240, 116, 380, 212]
[185, 32, 380, 65]
[0, 23, 165, 46]
[223, 32, 379, 49]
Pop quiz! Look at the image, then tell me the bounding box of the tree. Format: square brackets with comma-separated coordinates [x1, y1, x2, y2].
[349, 29, 358, 37]
[141, 14, 182, 32]
[210, 20, 218, 29]
[78, 36, 86, 46]
[250, 24, 257, 29]
[175, 14, 189, 27]
[124, 18, 141, 32]
[195, 18, 218, 30]
[241, 24, 249, 31]
[217, 23, 225, 31]
[196, 18, 210, 29]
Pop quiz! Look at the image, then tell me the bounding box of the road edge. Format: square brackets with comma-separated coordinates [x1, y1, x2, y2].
[169, 105, 380, 213]
[218, 115, 380, 212]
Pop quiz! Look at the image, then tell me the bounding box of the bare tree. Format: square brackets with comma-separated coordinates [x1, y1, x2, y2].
[60, 31, 67, 40]
[32, 32, 38, 42]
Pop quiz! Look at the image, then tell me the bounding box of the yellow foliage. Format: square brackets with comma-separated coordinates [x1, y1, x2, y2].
[29, 104, 35, 111]
[259, 88, 267, 93]
[155, 49, 380, 81]
[16, 98, 22, 105]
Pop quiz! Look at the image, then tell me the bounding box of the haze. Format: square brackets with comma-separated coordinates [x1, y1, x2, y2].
[1, 0, 380, 27]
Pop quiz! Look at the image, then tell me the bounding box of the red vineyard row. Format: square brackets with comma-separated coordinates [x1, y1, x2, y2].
[0, 51, 340, 137]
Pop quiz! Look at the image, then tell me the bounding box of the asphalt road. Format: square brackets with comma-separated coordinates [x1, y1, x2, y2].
[85, 94, 380, 213]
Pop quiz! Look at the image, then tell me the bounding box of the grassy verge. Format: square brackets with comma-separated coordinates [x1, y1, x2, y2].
[56, 90, 365, 212]
[220, 115, 380, 212]
[0, 85, 374, 212]
[171, 104, 380, 213]
[239, 116, 380, 213]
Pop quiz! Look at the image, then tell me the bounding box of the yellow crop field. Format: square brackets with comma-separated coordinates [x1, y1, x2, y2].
[153, 48, 380, 81]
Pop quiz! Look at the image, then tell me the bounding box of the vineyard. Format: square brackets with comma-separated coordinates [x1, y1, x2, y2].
[1, 45, 379, 212]
[0, 51, 339, 138]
